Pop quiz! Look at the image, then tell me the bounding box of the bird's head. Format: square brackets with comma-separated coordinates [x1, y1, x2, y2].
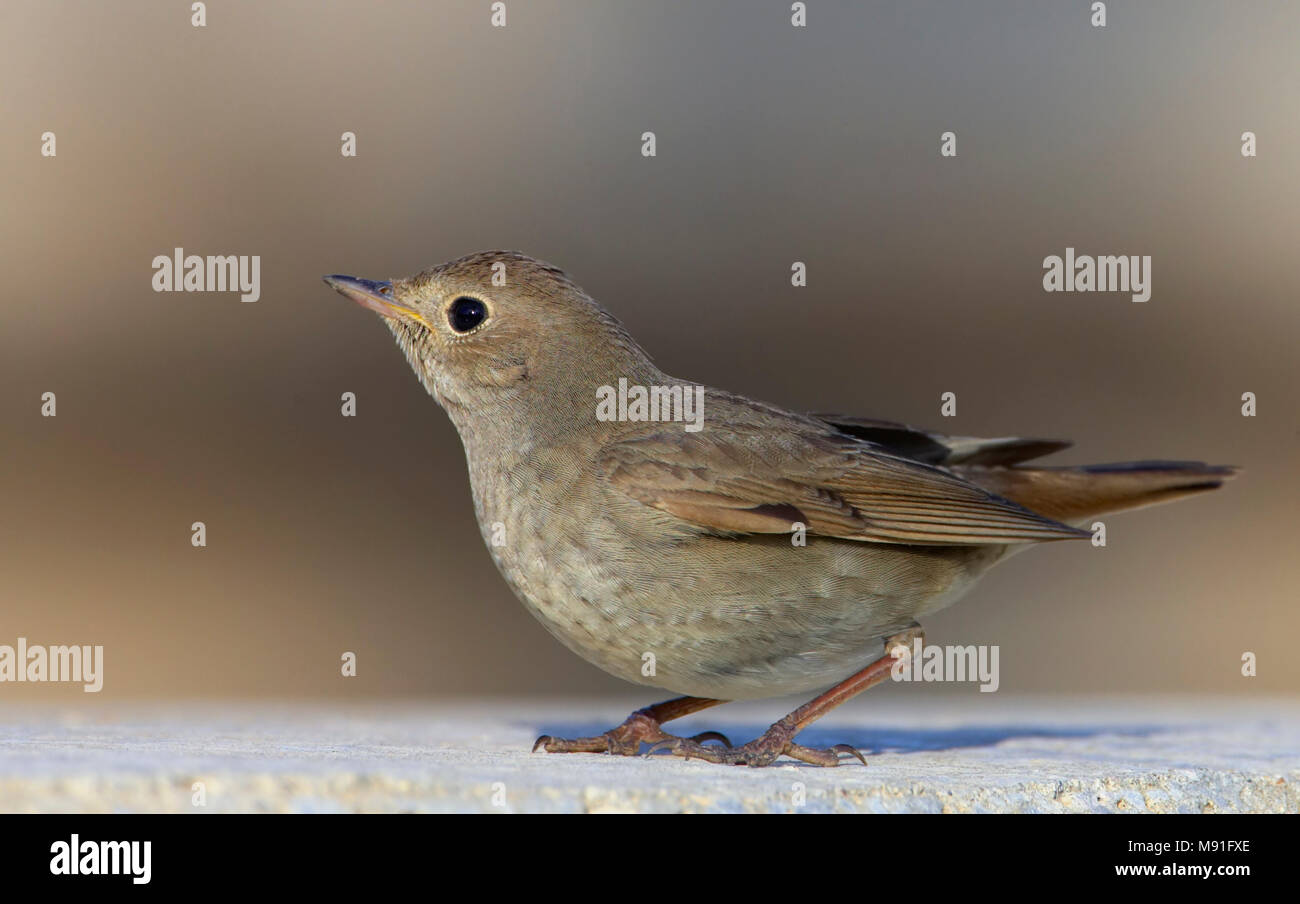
[325, 251, 656, 440]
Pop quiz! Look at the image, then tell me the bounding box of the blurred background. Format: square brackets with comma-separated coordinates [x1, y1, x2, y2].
[1, 0, 1295, 701]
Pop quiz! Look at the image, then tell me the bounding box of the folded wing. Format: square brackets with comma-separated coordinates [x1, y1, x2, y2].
[600, 426, 1089, 546]
[811, 413, 1071, 467]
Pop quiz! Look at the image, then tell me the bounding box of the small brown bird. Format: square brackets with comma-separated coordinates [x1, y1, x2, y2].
[325, 251, 1235, 767]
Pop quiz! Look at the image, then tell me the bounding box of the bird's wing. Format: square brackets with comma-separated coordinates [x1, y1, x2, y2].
[599, 426, 1089, 545]
[811, 413, 1071, 467]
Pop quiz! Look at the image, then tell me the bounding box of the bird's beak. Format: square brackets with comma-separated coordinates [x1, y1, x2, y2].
[323, 275, 428, 326]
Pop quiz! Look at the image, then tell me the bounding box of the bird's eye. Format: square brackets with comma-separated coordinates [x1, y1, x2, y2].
[447, 296, 488, 333]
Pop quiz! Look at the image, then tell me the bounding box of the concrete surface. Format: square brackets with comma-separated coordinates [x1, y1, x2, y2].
[0, 697, 1296, 813]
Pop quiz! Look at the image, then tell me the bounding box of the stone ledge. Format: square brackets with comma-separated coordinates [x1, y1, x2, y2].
[0, 697, 1295, 813]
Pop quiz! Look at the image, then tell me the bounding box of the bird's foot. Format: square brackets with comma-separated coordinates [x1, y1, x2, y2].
[649, 717, 867, 767]
[533, 707, 732, 757]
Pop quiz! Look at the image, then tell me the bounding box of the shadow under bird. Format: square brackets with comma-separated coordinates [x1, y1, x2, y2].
[324, 251, 1236, 767]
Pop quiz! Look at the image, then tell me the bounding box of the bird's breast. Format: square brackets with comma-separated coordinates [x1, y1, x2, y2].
[460, 449, 1005, 699]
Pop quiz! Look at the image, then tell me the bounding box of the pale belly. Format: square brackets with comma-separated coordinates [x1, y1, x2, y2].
[474, 469, 1007, 700]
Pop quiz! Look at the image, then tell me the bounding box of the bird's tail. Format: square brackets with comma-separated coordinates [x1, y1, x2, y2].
[960, 461, 1239, 524]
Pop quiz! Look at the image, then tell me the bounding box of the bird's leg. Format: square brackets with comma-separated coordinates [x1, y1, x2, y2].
[656, 625, 925, 767]
[533, 695, 729, 756]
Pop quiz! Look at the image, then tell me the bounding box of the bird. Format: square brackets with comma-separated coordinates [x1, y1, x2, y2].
[324, 251, 1236, 767]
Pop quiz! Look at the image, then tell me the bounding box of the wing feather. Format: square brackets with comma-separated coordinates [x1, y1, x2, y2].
[600, 429, 1088, 545]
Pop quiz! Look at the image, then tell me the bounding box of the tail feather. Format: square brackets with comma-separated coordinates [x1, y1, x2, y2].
[959, 461, 1238, 524]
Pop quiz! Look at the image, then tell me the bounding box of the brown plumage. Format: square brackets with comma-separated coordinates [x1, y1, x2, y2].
[324, 251, 1237, 767]
[813, 414, 1236, 523]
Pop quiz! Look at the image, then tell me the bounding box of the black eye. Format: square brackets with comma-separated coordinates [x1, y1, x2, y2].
[447, 296, 488, 333]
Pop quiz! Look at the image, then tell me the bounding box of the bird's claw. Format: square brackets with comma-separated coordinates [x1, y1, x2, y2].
[642, 730, 733, 759]
[659, 730, 867, 767]
[533, 708, 722, 757]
